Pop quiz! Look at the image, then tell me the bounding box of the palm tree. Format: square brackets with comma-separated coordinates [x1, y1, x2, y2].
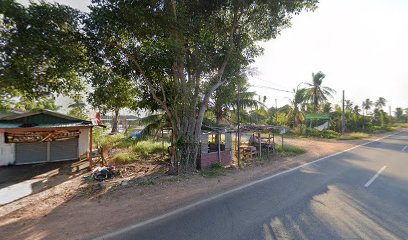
[304, 71, 336, 112]
[395, 107, 404, 122]
[322, 102, 332, 113]
[362, 98, 373, 129]
[362, 98, 373, 115]
[288, 87, 306, 127]
[345, 100, 353, 111]
[353, 105, 361, 115]
[375, 97, 387, 109]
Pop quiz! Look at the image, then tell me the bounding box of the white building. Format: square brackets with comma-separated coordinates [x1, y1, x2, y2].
[0, 110, 94, 166]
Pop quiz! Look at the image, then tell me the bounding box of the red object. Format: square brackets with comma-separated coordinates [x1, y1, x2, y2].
[95, 112, 102, 125]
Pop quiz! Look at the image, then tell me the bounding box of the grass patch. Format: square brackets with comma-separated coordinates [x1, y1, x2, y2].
[131, 141, 169, 157]
[337, 132, 369, 140]
[112, 140, 170, 164]
[201, 162, 226, 177]
[275, 144, 306, 157]
[371, 125, 400, 134]
[396, 123, 408, 128]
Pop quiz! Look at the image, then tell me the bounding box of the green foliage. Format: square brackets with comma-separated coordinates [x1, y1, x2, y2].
[67, 99, 88, 119]
[337, 132, 369, 140]
[288, 87, 306, 127]
[0, 0, 87, 99]
[303, 71, 336, 111]
[275, 144, 306, 157]
[130, 141, 169, 158]
[94, 131, 170, 164]
[304, 128, 341, 139]
[6, 96, 60, 111]
[201, 162, 226, 177]
[96, 133, 129, 149]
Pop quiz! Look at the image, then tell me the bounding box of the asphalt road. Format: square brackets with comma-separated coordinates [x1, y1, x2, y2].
[99, 131, 408, 240]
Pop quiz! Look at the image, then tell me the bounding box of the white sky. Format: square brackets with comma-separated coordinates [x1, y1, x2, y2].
[19, 0, 408, 113]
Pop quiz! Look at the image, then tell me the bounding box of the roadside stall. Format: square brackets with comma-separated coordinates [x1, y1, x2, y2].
[237, 125, 290, 160]
[0, 110, 97, 166]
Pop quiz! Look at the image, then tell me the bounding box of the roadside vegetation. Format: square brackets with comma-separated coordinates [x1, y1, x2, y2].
[1, 0, 407, 176]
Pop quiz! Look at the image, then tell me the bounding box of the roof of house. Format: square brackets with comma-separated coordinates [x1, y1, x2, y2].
[0, 109, 93, 129]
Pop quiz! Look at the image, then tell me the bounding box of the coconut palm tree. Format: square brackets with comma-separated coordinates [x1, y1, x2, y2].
[353, 105, 361, 115]
[288, 87, 306, 127]
[395, 107, 404, 122]
[362, 98, 373, 129]
[345, 100, 353, 111]
[362, 98, 373, 115]
[322, 102, 332, 113]
[304, 71, 336, 112]
[375, 97, 387, 109]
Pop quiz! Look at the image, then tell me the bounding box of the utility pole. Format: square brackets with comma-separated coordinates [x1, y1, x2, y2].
[237, 83, 241, 168]
[389, 105, 392, 117]
[275, 98, 278, 123]
[341, 90, 345, 134]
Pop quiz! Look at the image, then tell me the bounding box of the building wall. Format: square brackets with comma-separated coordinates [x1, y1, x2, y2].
[200, 151, 232, 168]
[78, 128, 90, 157]
[0, 133, 15, 166]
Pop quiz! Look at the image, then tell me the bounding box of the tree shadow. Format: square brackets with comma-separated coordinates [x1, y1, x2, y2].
[0, 159, 89, 206]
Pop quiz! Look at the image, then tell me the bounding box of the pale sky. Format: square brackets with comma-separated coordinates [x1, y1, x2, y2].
[19, 0, 408, 113]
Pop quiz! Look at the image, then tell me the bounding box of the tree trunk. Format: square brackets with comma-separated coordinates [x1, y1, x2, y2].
[111, 109, 120, 133]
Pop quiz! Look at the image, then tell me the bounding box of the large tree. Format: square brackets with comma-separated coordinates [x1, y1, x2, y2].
[362, 98, 373, 129]
[87, 67, 139, 133]
[1, 0, 317, 172]
[288, 87, 306, 127]
[210, 70, 260, 125]
[85, 0, 317, 172]
[0, 0, 87, 99]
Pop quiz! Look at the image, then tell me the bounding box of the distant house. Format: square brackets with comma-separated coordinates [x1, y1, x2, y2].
[0, 109, 95, 166]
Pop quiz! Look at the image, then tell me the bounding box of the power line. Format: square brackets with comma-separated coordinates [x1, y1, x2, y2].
[250, 76, 293, 90]
[250, 84, 293, 93]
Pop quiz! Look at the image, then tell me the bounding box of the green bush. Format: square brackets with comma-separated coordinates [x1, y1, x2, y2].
[304, 128, 340, 139]
[321, 130, 341, 139]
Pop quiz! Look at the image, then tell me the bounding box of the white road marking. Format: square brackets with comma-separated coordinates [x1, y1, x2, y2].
[402, 145, 407, 152]
[364, 166, 387, 187]
[96, 130, 405, 240]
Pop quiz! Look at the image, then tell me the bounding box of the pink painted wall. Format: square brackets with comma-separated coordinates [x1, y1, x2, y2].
[200, 151, 232, 168]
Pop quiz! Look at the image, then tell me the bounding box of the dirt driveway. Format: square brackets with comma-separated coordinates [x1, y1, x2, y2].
[0, 134, 392, 240]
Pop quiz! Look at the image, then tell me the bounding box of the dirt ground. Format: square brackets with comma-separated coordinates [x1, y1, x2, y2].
[0, 134, 393, 240]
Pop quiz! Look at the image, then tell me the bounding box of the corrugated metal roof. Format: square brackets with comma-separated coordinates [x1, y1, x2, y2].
[0, 109, 84, 121]
[0, 122, 93, 129]
[0, 109, 92, 130]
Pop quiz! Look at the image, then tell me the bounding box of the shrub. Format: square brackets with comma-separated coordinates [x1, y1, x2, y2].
[304, 128, 340, 139]
[321, 130, 341, 139]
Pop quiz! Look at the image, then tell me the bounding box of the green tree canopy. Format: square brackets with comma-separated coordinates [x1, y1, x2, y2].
[84, 0, 317, 172]
[0, 0, 87, 98]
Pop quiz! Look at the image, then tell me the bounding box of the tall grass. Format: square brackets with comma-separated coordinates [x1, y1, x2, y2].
[275, 144, 306, 156]
[113, 140, 170, 164]
[337, 132, 369, 140]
